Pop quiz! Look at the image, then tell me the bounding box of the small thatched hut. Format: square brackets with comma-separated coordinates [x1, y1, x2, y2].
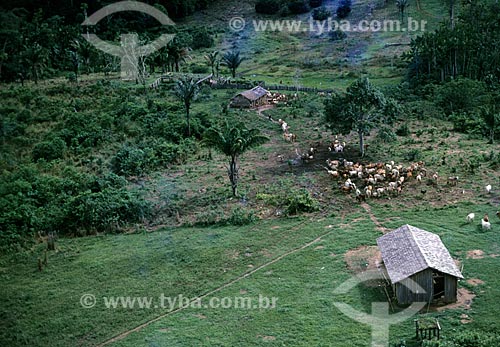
[377, 225, 463, 305]
[230, 86, 269, 108]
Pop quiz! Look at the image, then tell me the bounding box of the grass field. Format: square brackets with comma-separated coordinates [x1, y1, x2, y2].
[2, 202, 499, 346]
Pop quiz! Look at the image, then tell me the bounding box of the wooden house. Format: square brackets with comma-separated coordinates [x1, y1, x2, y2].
[230, 86, 269, 108]
[377, 225, 463, 305]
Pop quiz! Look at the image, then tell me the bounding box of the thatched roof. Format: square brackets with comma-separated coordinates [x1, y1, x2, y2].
[377, 225, 463, 284]
[237, 86, 268, 101]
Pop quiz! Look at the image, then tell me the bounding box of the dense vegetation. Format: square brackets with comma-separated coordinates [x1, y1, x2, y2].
[406, 1, 500, 84]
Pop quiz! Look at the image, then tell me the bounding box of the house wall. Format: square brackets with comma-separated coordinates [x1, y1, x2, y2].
[443, 274, 458, 303]
[230, 96, 252, 108]
[396, 268, 434, 305]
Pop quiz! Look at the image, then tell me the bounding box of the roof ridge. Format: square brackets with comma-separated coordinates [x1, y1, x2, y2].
[407, 225, 434, 268]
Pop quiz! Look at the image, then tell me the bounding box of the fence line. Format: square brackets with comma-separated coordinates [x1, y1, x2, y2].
[150, 74, 333, 93]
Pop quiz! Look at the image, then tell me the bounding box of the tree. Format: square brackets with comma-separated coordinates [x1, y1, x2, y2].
[324, 78, 399, 157]
[480, 103, 499, 144]
[336, 0, 352, 19]
[174, 77, 199, 137]
[204, 51, 219, 77]
[69, 50, 79, 83]
[166, 35, 191, 72]
[396, 0, 410, 22]
[203, 122, 268, 196]
[221, 51, 244, 78]
[21, 43, 48, 84]
[72, 39, 94, 74]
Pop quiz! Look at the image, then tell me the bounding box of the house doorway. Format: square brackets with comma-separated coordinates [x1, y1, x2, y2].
[433, 271, 445, 300]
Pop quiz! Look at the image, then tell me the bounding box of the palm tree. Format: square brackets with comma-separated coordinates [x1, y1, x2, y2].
[22, 43, 48, 84]
[396, 0, 409, 22]
[174, 77, 199, 137]
[203, 122, 268, 196]
[69, 50, 80, 83]
[221, 51, 244, 78]
[167, 40, 190, 72]
[72, 39, 94, 74]
[204, 51, 219, 77]
[480, 103, 499, 144]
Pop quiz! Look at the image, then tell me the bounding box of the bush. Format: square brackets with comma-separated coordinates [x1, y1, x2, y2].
[442, 331, 500, 347]
[377, 126, 397, 143]
[309, 0, 323, 8]
[396, 124, 411, 136]
[329, 29, 347, 41]
[312, 7, 331, 20]
[227, 207, 256, 226]
[336, 0, 352, 18]
[191, 64, 209, 74]
[288, 0, 310, 14]
[111, 144, 152, 176]
[404, 148, 421, 161]
[65, 188, 151, 235]
[190, 27, 214, 49]
[255, 0, 282, 14]
[0, 165, 150, 250]
[435, 78, 488, 115]
[32, 137, 66, 162]
[285, 189, 319, 215]
[449, 111, 484, 135]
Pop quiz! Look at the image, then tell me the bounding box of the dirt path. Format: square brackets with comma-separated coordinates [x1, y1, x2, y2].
[360, 202, 389, 233]
[96, 219, 337, 346]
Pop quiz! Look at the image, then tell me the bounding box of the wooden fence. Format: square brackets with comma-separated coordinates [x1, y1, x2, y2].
[150, 73, 333, 94]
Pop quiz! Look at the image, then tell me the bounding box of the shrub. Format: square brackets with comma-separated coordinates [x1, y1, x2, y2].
[32, 137, 66, 162]
[396, 124, 411, 136]
[377, 126, 397, 143]
[227, 207, 256, 226]
[404, 148, 421, 161]
[336, 0, 352, 18]
[65, 188, 151, 234]
[191, 64, 209, 74]
[442, 331, 500, 347]
[285, 189, 319, 215]
[329, 29, 347, 41]
[255, 0, 282, 14]
[435, 78, 488, 115]
[449, 111, 484, 135]
[58, 112, 110, 149]
[190, 27, 214, 49]
[288, 0, 310, 14]
[111, 144, 152, 176]
[0, 166, 149, 250]
[309, 0, 323, 8]
[312, 7, 331, 20]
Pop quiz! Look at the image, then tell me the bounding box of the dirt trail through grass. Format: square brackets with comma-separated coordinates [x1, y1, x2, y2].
[97, 217, 340, 346]
[361, 202, 389, 233]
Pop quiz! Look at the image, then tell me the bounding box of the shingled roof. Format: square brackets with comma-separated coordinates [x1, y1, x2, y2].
[377, 225, 463, 284]
[238, 86, 268, 101]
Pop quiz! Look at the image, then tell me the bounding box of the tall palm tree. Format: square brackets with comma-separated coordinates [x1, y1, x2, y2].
[22, 43, 48, 84]
[167, 41, 190, 72]
[203, 122, 268, 196]
[72, 39, 94, 74]
[174, 77, 199, 137]
[204, 50, 219, 77]
[396, 0, 409, 22]
[221, 51, 244, 78]
[480, 103, 499, 144]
